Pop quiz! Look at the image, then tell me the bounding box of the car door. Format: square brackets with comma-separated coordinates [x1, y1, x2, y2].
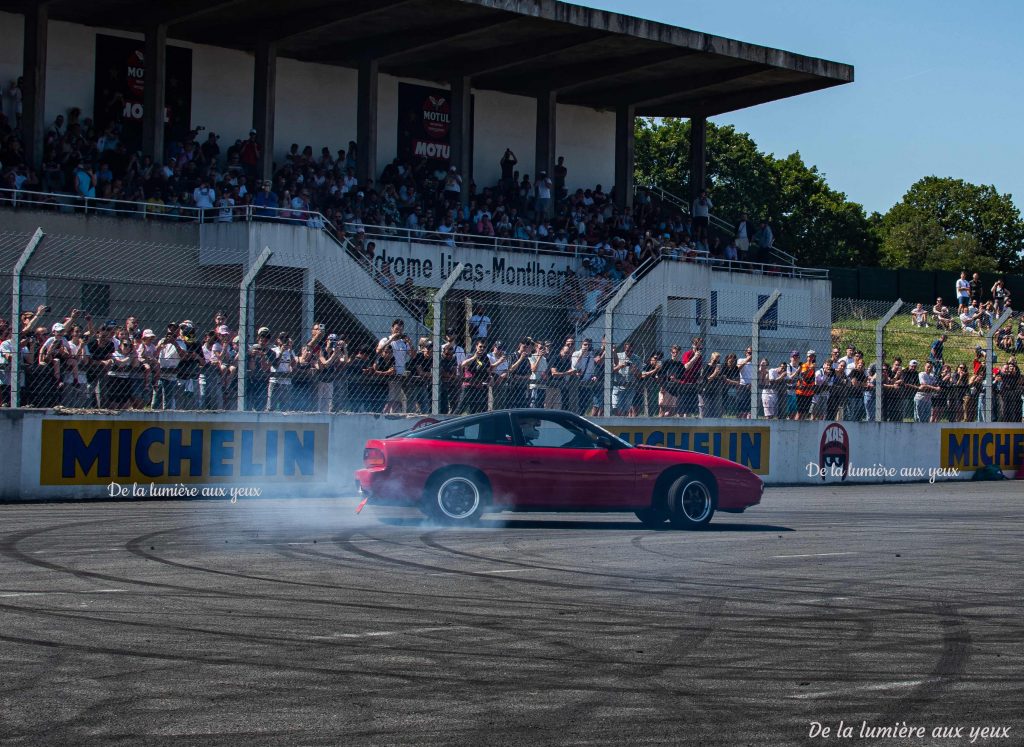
[511, 413, 634, 508]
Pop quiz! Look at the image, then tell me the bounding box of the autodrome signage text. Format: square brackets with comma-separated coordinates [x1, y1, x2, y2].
[609, 424, 770, 475]
[940, 427, 1024, 472]
[372, 242, 584, 293]
[40, 420, 328, 485]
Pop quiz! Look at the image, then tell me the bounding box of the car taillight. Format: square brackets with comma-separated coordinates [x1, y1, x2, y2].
[363, 447, 386, 468]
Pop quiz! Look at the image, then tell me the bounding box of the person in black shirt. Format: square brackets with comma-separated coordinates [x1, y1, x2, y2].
[174, 321, 203, 410]
[659, 345, 685, 417]
[969, 272, 983, 305]
[405, 338, 433, 414]
[85, 326, 116, 408]
[246, 327, 273, 412]
[461, 340, 497, 414]
[439, 342, 461, 414]
[545, 343, 574, 410]
[506, 338, 534, 410]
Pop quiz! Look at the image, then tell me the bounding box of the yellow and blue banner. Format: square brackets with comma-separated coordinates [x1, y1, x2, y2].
[40, 419, 329, 485]
[609, 424, 770, 474]
[941, 428, 1024, 472]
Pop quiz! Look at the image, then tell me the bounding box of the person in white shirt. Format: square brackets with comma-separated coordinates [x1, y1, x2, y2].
[193, 180, 216, 212]
[691, 190, 713, 241]
[535, 171, 553, 219]
[268, 332, 294, 411]
[914, 361, 940, 422]
[528, 340, 549, 408]
[736, 346, 753, 417]
[911, 303, 928, 327]
[469, 307, 491, 342]
[377, 319, 411, 412]
[216, 190, 235, 222]
[956, 272, 971, 308]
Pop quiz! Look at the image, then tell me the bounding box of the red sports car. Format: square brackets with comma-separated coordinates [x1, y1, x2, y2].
[355, 409, 763, 528]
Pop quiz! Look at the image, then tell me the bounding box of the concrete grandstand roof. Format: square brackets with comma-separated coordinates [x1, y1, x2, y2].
[2, 0, 853, 117]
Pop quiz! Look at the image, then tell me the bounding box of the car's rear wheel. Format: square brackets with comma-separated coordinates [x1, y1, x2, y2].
[666, 473, 715, 530]
[425, 470, 488, 524]
[635, 507, 670, 527]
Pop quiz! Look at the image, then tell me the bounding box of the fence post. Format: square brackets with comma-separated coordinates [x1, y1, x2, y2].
[11, 228, 45, 408]
[750, 290, 781, 419]
[237, 246, 273, 412]
[431, 262, 465, 415]
[603, 274, 637, 417]
[875, 299, 903, 423]
[984, 309, 1012, 423]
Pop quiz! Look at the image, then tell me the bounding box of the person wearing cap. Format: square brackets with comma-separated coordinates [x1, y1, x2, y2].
[443, 165, 462, 202]
[151, 324, 183, 410]
[136, 329, 160, 407]
[794, 350, 817, 420]
[172, 321, 201, 409]
[239, 128, 260, 179]
[33, 322, 70, 408]
[898, 359, 920, 421]
[782, 350, 801, 419]
[243, 326, 273, 412]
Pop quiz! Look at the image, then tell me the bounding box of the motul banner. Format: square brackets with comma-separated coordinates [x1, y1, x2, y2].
[93, 34, 193, 153]
[397, 82, 473, 166]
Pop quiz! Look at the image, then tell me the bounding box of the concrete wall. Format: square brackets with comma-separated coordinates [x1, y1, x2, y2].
[5, 409, 1020, 502]
[0, 12, 615, 189]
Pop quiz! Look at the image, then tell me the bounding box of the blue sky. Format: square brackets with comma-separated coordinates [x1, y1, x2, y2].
[588, 0, 1024, 216]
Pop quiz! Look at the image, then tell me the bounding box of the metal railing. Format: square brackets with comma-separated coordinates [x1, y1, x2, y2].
[635, 181, 797, 267]
[1, 186, 823, 279]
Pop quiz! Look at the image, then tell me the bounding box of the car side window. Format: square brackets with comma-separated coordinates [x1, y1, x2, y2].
[433, 416, 514, 445]
[515, 415, 601, 449]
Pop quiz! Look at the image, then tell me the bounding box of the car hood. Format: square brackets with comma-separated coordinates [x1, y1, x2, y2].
[633, 444, 755, 473]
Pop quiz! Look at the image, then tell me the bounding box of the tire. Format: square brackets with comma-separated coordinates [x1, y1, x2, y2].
[666, 473, 715, 530]
[424, 469, 488, 524]
[635, 507, 670, 527]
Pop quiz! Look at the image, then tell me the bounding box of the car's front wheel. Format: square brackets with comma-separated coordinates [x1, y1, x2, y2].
[666, 473, 715, 530]
[425, 470, 488, 524]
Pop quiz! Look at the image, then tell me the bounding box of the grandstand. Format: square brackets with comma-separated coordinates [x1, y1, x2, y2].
[0, 0, 1020, 423]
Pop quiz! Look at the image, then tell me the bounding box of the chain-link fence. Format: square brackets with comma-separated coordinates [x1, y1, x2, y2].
[3, 227, 1021, 422]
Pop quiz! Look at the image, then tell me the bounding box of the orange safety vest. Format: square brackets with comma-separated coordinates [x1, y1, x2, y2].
[796, 362, 817, 397]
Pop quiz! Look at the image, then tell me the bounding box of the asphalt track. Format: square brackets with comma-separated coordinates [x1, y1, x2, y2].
[0, 482, 1021, 746]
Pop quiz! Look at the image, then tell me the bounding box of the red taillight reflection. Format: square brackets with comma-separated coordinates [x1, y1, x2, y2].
[363, 447, 386, 468]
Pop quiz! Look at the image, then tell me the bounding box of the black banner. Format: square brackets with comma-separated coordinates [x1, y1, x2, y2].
[396, 82, 472, 166]
[93, 34, 193, 155]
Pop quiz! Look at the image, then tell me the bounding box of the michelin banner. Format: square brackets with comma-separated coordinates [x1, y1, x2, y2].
[39, 420, 328, 486]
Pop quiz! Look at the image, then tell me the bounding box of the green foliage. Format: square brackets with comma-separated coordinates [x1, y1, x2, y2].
[635, 118, 879, 268]
[879, 177, 1024, 273]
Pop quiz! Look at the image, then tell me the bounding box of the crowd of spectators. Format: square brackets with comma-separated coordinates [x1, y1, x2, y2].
[0, 100, 783, 275]
[3, 305, 1021, 423]
[911, 273, 1014, 336]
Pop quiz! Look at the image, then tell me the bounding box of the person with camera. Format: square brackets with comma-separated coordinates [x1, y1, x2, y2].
[612, 341, 642, 416]
[62, 323, 91, 408]
[438, 342, 461, 415]
[293, 323, 325, 412]
[528, 339, 550, 409]
[488, 340, 512, 409]
[504, 338, 534, 410]
[266, 332, 294, 412]
[404, 337, 433, 414]
[500, 148, 517, 194]
[377, 319, 411, 413]
[37, 321, 73, 408]
[317, 332, 348, 413]
[461, 340, 500, 414]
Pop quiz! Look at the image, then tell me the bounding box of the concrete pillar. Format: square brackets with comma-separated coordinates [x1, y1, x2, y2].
[614, 104, 635, 211]
[356, 59, 379, 185]
[689, 115, 707, 201]
[449, 75, 472, 205]
[534, 90, 556, 183]
[20, 1, 49, 170]
[252, 40, 277, 184]
[142, 24, 167, 164]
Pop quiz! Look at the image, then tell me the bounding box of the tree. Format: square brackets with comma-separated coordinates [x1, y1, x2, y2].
[879, 217, 998, 273]
[634, 118, 878, 267]
[879, 177, 1024, 273]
